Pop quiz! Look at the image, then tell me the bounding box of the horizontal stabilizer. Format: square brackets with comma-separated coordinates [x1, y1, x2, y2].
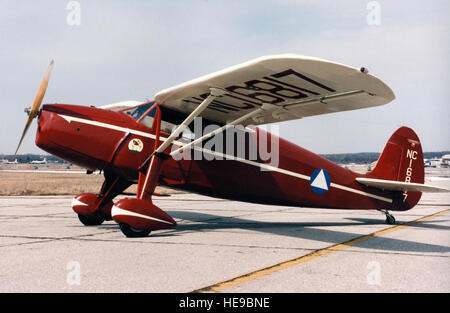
[356, 177, 449, 193]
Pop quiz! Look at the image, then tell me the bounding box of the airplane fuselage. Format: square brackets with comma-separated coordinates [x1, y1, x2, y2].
[36, 103, 407, 213]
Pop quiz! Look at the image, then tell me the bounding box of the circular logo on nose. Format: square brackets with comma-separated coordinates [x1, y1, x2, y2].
[128, 138, 144, 154]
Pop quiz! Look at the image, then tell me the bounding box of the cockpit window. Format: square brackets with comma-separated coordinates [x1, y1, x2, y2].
[140, 107, 157, 129]
[123, 102, 154, 121]
[122, 102, 223, 137]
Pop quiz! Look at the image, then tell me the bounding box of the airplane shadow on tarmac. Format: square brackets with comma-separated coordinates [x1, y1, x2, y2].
[147, 210, 450, 254]
[95, 210, 450, 253]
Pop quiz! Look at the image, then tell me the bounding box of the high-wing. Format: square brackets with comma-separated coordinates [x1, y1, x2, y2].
[154, 54, 395, 126]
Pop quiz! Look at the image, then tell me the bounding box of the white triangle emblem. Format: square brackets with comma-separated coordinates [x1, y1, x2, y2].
[311, 170, 328, 190]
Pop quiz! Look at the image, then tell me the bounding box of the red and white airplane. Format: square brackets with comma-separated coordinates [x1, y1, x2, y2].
[15, 55, 448, 237]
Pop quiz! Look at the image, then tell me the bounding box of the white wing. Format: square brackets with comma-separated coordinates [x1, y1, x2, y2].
[154, 54, 395, 125]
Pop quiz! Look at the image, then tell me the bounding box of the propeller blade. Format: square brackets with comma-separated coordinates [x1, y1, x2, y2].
[15, 117, 34, 155]
[29, 60, 54, 118]
[15, 60, 54, 155]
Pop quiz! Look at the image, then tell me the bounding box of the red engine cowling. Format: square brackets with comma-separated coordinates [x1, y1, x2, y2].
[111, 198, 176, 231]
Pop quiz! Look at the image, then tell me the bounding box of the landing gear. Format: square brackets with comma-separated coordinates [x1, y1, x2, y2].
[385, 213, 396, 225]
[77, 213, 104, 226]
[379, 209, 396, 225]
[119, 223, 152, 238]
[111, 92, 220, 237]
[112, 196, 176, 238]
[110, 155, 177, 238]
[72, 171, 132, 227]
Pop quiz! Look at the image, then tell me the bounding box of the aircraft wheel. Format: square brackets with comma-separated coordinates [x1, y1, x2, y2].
[77, 213, 105, 226]
[385, 214, 396, 225]
[119, 223, 152, 238]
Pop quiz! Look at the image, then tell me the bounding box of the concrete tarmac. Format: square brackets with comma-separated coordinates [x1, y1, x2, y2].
[0, 180, 449, 293]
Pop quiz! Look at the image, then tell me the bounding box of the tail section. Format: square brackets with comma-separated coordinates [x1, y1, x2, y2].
[366, 126, 424, 211]
[369, 127, 424, 184]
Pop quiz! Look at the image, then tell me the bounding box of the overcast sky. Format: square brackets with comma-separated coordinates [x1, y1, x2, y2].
[1, 0, 449, 155]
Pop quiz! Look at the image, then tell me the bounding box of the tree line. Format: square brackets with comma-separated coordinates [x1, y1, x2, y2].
[1, 151, 449, 165]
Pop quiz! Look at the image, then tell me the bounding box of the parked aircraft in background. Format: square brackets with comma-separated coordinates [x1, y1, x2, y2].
[30, 158, 47, 164]
[1, 159, 19, 164]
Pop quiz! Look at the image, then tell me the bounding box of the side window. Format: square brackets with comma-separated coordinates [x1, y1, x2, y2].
[159, 120, 195, 139]
[158, 107, 193, 137]
[140, 107, 157, 129]
[160, 120, 177, 134]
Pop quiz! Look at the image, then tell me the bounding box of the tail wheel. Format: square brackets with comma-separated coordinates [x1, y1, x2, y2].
[385, 214, 396, 225]
[77, 213, 105, 226]
[119, 223, 151, 238]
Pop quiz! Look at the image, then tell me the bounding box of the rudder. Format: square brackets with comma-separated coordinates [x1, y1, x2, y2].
[366, 126, 424, 211]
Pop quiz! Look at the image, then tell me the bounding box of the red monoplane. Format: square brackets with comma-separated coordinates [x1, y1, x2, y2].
[16, 55, 448, 237]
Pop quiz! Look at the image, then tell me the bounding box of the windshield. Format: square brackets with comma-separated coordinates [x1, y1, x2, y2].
[123, 102, 155, 121]
[122, 102, 206, 135]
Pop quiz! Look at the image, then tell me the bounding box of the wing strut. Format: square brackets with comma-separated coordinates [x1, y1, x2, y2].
[138, 87, 226, 200]
[283, 90, 367, 109]
[154, 87, 226, 155]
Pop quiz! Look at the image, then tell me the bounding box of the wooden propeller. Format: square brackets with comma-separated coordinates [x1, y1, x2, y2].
[15, 60, 54, 155]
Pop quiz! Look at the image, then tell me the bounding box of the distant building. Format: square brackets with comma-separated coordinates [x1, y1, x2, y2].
[441, 154, 450, 168]
[429, 158, 441, 168]
[424, 155, 450, 168]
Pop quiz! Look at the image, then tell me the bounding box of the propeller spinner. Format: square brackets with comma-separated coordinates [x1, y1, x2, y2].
[15, 60, 54, 155]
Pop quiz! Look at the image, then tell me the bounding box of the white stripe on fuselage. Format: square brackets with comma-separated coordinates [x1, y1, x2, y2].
[59, 114, 155, 140]
[57, 114, 392, 203]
